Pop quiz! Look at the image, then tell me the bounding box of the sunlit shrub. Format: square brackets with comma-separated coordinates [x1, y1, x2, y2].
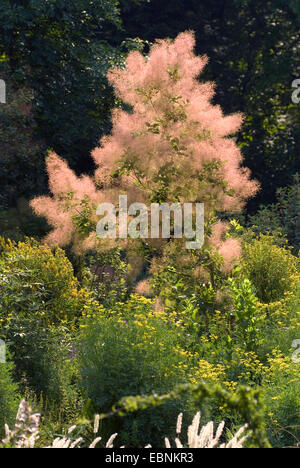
[31, 32, 258, 283]
[256, 273, 300, 359]
[0, 238, 96, 407]
[227, 277, 263, 352]
[0, 237, 97, 326]
[241, 235, 299, 303]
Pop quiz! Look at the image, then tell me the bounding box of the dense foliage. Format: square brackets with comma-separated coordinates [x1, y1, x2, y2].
[0, 0, 121, 167]
[107, 0, 300, 209]
[0, 360, 19, 439]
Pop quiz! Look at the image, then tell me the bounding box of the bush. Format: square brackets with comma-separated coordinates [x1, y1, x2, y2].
[262, 351, 300, 448]
[227, 277, 263, 352]
[0, 360, 19, 438]
[0, 237, 96, 325]
[256, 272, 300, 360]
[77, 295, 225, 447]
[0, 316, 79, 416]
[241, 235, 299, 303]
[0, 238, 96, 407]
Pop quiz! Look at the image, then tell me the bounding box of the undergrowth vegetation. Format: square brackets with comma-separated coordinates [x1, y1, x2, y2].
[1, 226, 299, 448]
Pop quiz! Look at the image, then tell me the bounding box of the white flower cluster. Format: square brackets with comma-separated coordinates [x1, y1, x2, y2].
[2, 401, 249, 449]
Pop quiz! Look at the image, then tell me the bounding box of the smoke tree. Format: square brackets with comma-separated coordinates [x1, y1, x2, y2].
[31, 32, 258, 278]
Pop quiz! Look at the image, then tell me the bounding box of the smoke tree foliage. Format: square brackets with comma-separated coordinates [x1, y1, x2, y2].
[31, 32, 259, 276]
[106, 0, 300, 210]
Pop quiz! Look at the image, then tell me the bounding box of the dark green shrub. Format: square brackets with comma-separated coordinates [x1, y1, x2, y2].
[0, 238, 97, 325]
[0, 74, 47, 211]
[81, 248, 131, 308]
[249, 175, 300, 253]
